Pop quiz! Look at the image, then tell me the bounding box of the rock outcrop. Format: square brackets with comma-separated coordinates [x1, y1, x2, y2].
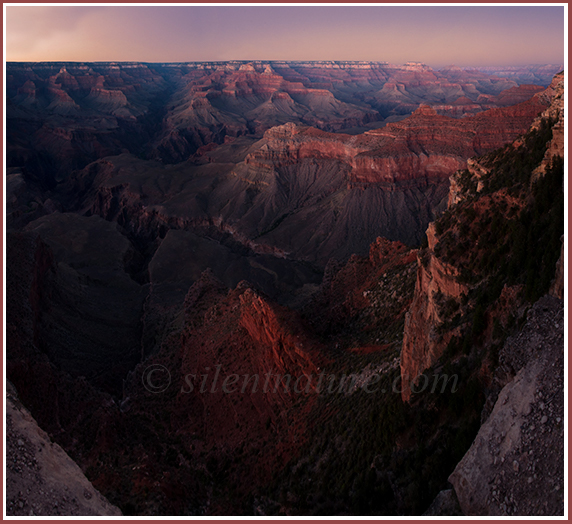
[400, 223, 468, 400]
[6, 62, 167, 184]
[6, 382, 122, 516]
[305, 237, 417, 348]
[400, 72, 564, 402]
[248, 95, 548, 186]
[238, 287, 320, 385]
[448, 296, 564, 516]
[531, 72, 565, 179]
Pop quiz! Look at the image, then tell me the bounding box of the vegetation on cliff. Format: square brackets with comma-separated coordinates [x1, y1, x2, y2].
[260, 81, 564, 515]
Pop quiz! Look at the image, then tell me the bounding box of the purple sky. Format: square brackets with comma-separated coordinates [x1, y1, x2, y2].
[5, 4, 565, 67]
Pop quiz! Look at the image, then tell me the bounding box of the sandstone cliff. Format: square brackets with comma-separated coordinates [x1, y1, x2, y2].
[400, 73, 564, 402]
[400, 223, 467, 400]
[247, 95, 548, 186]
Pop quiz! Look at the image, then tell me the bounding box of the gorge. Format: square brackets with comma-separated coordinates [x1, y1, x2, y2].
[5, 61, 565, 516]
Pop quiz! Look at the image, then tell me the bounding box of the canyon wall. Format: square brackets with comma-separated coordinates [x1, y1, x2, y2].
[400, 72, 564, 402]
[5, 63, 564, 516]
[7, 61, 560, 175]
[449, 296, 564, 516]
[400, 223, 468, 400]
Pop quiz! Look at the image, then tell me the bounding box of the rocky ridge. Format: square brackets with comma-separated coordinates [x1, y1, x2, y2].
[305, 237, 418, 349]
[7, 61, 560, 177]
[247, 95, 548, 186]
[400, 72, 564, 516]
[400, 222, 468, 400]
[400, 71, 564, 401]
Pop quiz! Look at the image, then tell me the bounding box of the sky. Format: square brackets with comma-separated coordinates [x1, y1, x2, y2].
[4, 4, 566, 67]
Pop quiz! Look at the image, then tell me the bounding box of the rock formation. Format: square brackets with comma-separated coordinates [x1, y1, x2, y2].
[249, 94, 547, 185]
[5, 63, 564, 516]
[7, 61, 561, 176]
[6, 382, 122, 516]
[530, 72, 565, 179]
[56, 84, 547, 276]
[448, 296, 564, 516]
[400, 71, 564, 402]
[404, 70, 564, 511]
[400, 223, 468, 400]
[306, 237, 417, 349]
[470, 64, 563, 86]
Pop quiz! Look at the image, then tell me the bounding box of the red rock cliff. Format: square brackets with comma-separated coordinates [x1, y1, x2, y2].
[400, 73, 563, 402]
[400, 224, 468, 401]
[245, 93, 548, 187]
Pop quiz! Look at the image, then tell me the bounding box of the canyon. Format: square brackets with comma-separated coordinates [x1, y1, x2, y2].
[5, 61, 564, 516]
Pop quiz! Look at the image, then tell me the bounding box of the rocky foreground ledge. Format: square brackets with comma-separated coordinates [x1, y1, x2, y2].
[426, 295, 564, 516]
[5, 381, 122, 517]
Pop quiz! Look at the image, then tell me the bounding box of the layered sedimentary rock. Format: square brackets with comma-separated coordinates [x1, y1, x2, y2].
[400, 72, 564, 402]
[472, 64, 563, 86]
[153, 62, 378, 162]
[7, 61, 561, 178]
[6, 63, 167, 184]
[248, 93, 548, 185]
[400, 223, 468, 400]
[98, 272, 324, 513]
[238, 287, 319, 383]
[5, 62, 565, 516]
[235, 95, 546, 261]
[7, 63, 556, 396]
[170, 272, 322, 424]
[43, 74, 547, 297]
[5, 61, 555, 276]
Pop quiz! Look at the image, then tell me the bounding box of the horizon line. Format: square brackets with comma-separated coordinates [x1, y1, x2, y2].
[4, 60, 564, 68]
